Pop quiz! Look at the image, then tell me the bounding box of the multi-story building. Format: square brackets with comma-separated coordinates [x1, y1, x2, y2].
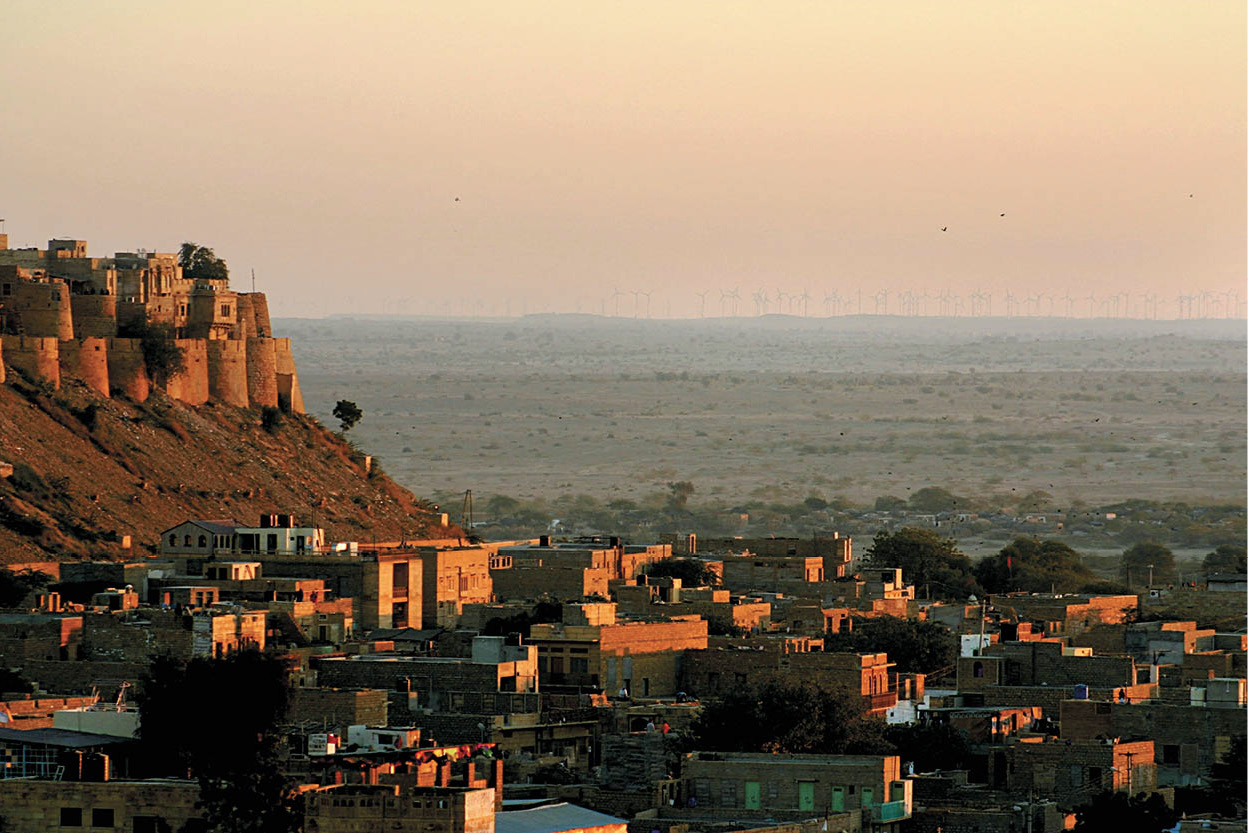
[682, 637, 901, 716]
[673, 751, 912, 831]
[528, 603, 708, 697]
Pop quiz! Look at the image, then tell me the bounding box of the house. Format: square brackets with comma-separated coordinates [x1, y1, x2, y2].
[527, 603, 708, 697]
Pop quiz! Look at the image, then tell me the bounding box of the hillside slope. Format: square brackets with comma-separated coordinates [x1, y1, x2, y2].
[0, 372, 459, 564]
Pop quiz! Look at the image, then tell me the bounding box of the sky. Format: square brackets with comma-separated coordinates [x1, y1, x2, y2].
[1, 1, 1244, 319]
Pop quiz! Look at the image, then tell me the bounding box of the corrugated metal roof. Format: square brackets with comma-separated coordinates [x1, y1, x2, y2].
[0, 727, 130, 748]
[495, 802, 626, 833]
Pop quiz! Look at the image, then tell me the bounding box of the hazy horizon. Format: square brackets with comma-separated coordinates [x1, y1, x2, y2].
[3, 1, 1244, 319]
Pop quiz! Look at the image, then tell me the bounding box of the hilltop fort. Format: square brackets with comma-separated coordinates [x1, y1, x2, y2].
[0, 234, 302, 411]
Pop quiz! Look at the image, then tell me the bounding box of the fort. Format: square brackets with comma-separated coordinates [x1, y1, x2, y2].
[0, 234, 302, 412]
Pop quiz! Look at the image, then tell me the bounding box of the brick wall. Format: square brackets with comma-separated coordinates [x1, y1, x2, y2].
[0, 778, 203, 833]
[290, 687, 389, 728]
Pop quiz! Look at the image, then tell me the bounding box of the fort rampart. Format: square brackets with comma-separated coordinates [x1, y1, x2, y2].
[2, 237, 302, 412]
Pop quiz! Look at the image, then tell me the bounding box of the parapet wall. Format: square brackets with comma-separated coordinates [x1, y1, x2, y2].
[1, 335, 59, 388]
[207, 338, 249, 407]
[274, 337, 305, 414]
[106, 338, 149, 402]
[58, 338, 110, 397]
[164, 339, 209, 405]
[69, 294, 117, 337]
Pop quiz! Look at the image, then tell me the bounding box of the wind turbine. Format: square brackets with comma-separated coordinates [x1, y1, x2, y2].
[797, 289, 812, 317]
[753, 289, 769, 316]
[728, 287, 742, 316]
[695, 290, 710, 318]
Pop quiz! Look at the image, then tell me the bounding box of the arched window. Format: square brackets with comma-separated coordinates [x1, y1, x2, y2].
[198, 535, 207, 548]
[184, 535, 192, 547]
[973, 661, 985, 678]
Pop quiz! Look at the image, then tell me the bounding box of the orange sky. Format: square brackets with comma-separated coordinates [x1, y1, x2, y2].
[2, 1, 1244, 318]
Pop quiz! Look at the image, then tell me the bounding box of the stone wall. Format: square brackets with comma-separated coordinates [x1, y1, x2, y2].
[274, 337, 305, 413]
[2, 335, 60, 388]
[106, 337, 149, 402]
[164, 338, 209, 405]
[206, 338, 248, 407]
[0, 778, 203, 833]
[69, 294, 117, 337]
[58, 338, 110, 397]
[245, 337, 278, 408]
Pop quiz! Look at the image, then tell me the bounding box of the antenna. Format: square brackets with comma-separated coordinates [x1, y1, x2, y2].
[251, 268, 256, 294]
[460, 489, 474, 531]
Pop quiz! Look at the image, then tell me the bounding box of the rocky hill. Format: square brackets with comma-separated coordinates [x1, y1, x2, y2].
[0, 371, 459, 564]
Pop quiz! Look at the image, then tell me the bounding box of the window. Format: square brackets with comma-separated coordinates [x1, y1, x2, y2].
[169, 534, 176, 546]
[60, 808, 82, 827]
[569, 657, 588, 674]
[1069, 765, 1083, 786]
[132, 816, 163, 833]
[198, 535, 207, 548]
[1162, 745, 1181, 765]
[184, 535, 192, 547]
[92, 808, 115, 828]
[973, 661, 984, 678]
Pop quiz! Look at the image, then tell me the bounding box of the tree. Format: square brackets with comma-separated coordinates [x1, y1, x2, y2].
[865, 528, 978, 598]
[687, 681, 890, 756]
[883, 722, 971, 773]
[908, 486, 965, 513]
[822, 616, 956, 675]
[332, 399, 363, 433]
[641, 558, 719, 588]
[1072, 791, 1179, 832]
[666, 481, 695, 511]
[1203, 544, 1247, 575]
[136, 650, 300, 832]
[1119, 541, 1178, 586]
[973, 537, 1098, 594]
[874, 495, 907, 512]
[178, 242, 229, 281]
[130, 321, 186, 387]
[0, 567, 52, 607]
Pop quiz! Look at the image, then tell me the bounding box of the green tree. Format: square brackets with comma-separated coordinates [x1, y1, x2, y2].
[908, 486, 965, 513]
[865, 527, 978, 598]
[1202, 544, 1247, 575]
[822, 616, 956, 675]
[130, 321, 186, 387]
[1119, 541, 1178, 586]
[177, 242, 229, 281]
[1072, 791, 1179, 832]
[486, 494, 521, 517]
[666, 480, 695, 511]
[874, 495, 907, 512]
[332, 399, 363, 433]
[974, 537, 1098, 594]
[136, 650, 299, 832]
[687, 681, 890, 756]
[883, 722, 971, 773]
[641, 558, 719, 588]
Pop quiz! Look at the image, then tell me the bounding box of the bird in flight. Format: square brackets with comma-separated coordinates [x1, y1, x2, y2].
[454, 197, 460, 202]
[940, 226, 948, 232]
[999, 213, 1005, 217]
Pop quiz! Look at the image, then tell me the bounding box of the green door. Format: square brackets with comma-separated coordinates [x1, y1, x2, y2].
[862, 787, 874, 807]
[831, 786, 845, 812]
[745, 781, 760, 810]
[798, 782, 815, 811]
